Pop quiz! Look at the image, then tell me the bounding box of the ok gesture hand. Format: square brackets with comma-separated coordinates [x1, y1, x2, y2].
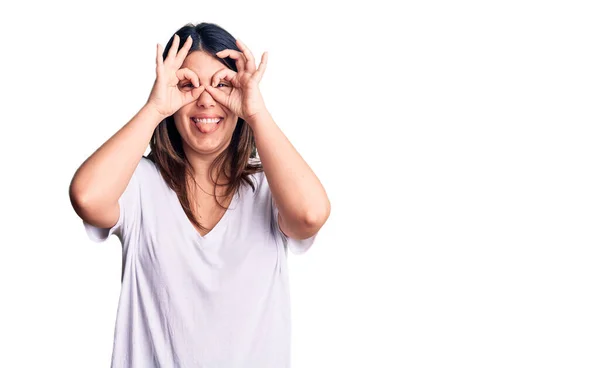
[204, 39, 269, 124]
[146, 34, 204, 119]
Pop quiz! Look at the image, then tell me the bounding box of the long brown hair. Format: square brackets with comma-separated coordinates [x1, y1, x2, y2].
[146, 22, 264, 233]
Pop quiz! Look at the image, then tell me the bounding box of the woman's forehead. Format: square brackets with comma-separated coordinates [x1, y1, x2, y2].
[181, 51, 225, 77]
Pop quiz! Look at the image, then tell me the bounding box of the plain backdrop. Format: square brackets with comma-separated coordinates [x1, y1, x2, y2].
[1, 0, 599, 367]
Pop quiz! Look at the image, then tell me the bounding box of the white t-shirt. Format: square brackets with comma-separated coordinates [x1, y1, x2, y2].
[83, 157, 316, 368]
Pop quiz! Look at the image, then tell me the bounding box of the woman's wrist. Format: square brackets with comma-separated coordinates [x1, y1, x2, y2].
[140, 103, 169, 127]
[245, 109, 272, 127]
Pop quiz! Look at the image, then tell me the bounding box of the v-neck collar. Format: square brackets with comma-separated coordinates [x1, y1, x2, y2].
[171, 187, 242, 242]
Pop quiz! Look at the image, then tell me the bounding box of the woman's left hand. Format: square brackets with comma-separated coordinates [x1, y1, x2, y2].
[205, 39, 269, 124]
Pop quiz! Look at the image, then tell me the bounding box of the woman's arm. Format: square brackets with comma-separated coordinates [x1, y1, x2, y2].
[203, 39, 330, 239]
[70, 35, 200, 229]
[69, 105, 163, 228]
[249, 111, 331, 240]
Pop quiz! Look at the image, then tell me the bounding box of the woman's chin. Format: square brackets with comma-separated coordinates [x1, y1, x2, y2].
[184, 138, 229, 157]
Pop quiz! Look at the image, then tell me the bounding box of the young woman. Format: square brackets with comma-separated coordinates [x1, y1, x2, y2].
[69, 22, 330, 367]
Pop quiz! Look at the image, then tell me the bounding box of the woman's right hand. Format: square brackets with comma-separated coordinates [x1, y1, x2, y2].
[146, 34, 203, 119]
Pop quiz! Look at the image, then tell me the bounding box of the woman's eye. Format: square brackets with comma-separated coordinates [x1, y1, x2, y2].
[180, 82, 229, 89]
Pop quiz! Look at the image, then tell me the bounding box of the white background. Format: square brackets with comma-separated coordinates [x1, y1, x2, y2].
[1, 0, 599, 367]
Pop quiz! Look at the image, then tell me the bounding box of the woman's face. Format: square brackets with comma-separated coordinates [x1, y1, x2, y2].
[173, 51, 238, 158]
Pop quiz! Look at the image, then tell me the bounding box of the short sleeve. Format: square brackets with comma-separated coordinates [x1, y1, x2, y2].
[270, 195, 318, 255]
[82, 158, 148, 243]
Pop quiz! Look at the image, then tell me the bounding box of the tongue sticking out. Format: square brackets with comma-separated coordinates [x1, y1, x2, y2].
[194, 119, 221, 134]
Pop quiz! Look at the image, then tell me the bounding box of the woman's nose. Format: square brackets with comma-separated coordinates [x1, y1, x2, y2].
[196, 88, 216, 108]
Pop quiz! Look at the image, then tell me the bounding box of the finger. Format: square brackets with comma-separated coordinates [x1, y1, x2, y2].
[156, 43, 164, 69]
[175, 35, 193, 66]
[216, 49, 246, 73]
[176, 68, 200, 87]
[183, 85, 205, 105]
[211, 68, 237, 87]
[167, 34, 180, 61]
[204, 85, 228, 106]
[236, 39, 256, 72]
[251, 51, 268, 84]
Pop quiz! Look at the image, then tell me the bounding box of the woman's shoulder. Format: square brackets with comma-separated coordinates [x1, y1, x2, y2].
[127, 156, 164, 191]
[135, 156, 161, 177]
